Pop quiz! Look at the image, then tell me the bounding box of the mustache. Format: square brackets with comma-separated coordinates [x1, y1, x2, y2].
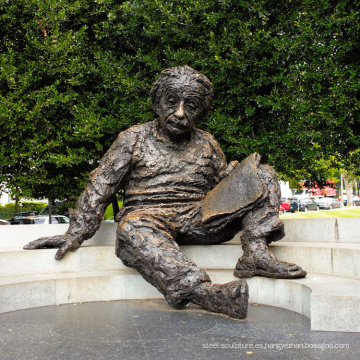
[167, 115, 190, 128]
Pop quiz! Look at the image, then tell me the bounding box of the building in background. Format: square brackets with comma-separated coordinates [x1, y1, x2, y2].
[0, 191, 11, 207]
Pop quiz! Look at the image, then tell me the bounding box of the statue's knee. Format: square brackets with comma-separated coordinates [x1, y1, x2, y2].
[258, 164, 277, 182]
[116, 213, 145, 241]
[257, 164, 281, 205]
[115, 216, 138, 262]
[115, 213, 162, 263]
[116, 218, 130, 240]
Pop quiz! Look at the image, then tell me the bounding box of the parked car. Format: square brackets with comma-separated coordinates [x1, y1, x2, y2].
[299, 198, 320, 212]
[39, 202, 69, 217]
[30, 215, 70, 224]
[338, 195, 348, 206]
[280, 197, 292, 211]
[6, 211, 38, 225]
[289, 199, 299, 213]
[0, 219, 10, 225]
[353, 196, 360, 207]
[290, 198, 319, 212]
[279, 205, 286, 215]
[316, 197, 341, 210]
[338, 195, 360, 207]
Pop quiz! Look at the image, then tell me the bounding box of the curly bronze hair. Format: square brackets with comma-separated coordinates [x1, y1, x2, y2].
[150, 66, 214, 123]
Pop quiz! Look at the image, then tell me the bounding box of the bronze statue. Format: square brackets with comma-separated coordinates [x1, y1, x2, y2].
[24, 66, 306, 319]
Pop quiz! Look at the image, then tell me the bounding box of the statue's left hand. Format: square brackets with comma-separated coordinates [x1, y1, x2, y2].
[220, 160, 239, 179]
[23, 234, 80, 260]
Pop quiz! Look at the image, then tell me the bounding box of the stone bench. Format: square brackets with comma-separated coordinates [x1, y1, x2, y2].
[1, 219, 359, 332]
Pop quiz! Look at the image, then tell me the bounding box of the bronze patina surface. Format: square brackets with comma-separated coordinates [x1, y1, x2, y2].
[202, 153, 264, 223]
[24, 66, 306, 319]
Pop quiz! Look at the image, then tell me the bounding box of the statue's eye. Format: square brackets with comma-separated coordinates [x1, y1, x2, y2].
[186, 102, 196, 112]
[167, 97, 177, 106]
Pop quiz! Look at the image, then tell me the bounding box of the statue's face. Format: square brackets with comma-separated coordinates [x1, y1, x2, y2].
[157, 80, 205, 141]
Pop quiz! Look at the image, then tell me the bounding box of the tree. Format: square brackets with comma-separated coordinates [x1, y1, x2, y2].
[0, 0, 138, 203]
[342, 171, 356, 206]
[1, 0, 359, 203]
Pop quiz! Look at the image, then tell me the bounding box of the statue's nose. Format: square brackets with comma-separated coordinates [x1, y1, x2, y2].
[175, 102, 185, 119]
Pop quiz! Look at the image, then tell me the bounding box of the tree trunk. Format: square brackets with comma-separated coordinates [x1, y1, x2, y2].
[112, 195, 120, 220]
[15, 195, 19, 212]
[48, 199, 52, 224]
[340, 173, 344, 207]
[343, 172, 355, 207]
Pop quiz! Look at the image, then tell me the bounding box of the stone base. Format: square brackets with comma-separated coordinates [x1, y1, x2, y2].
[1, 219, 360, 332]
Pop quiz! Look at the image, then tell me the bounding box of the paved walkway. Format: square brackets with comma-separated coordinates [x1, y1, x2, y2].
[1, 300, 359, 360]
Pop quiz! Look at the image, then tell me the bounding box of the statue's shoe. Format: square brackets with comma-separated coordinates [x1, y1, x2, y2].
[234, 250, 307, 279]
[191, 280, 249, 319]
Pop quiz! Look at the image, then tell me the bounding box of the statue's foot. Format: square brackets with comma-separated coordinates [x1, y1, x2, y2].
[165, 296, 189, 310]
[191, 280, 248, 319]
[234, 250, 307, 279]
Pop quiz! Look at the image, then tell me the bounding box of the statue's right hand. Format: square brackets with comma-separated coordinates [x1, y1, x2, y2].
[23, 234, 81, 260]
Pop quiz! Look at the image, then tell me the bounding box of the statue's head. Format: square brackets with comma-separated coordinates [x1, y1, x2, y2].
[151, 66, 213, 141]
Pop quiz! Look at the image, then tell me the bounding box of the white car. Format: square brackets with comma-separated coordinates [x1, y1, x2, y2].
[0, 219, 10, 225]
[353, 196, 360, 206]
[316, 197, 341, 210]
[30, 215, 70, 224]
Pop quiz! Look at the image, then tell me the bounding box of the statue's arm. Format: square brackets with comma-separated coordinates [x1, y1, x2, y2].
[24, 129, 135, 259]
[206, 132, 239, 183]
[65, 129, 134, 243]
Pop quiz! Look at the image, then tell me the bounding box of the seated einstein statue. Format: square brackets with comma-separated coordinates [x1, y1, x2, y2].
[24, 66, 306, 319]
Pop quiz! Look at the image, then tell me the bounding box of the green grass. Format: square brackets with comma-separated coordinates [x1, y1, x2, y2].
[281, 207, 360, 219]
[104, 201, 123, 220]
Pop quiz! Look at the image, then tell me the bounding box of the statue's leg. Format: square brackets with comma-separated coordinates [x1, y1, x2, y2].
[234, 164, 307, 279]
[179, 153, 306, 279]
[115, 210, 248, 318]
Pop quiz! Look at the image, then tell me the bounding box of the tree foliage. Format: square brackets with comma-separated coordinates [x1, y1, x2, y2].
[1, 0, 359, 201]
